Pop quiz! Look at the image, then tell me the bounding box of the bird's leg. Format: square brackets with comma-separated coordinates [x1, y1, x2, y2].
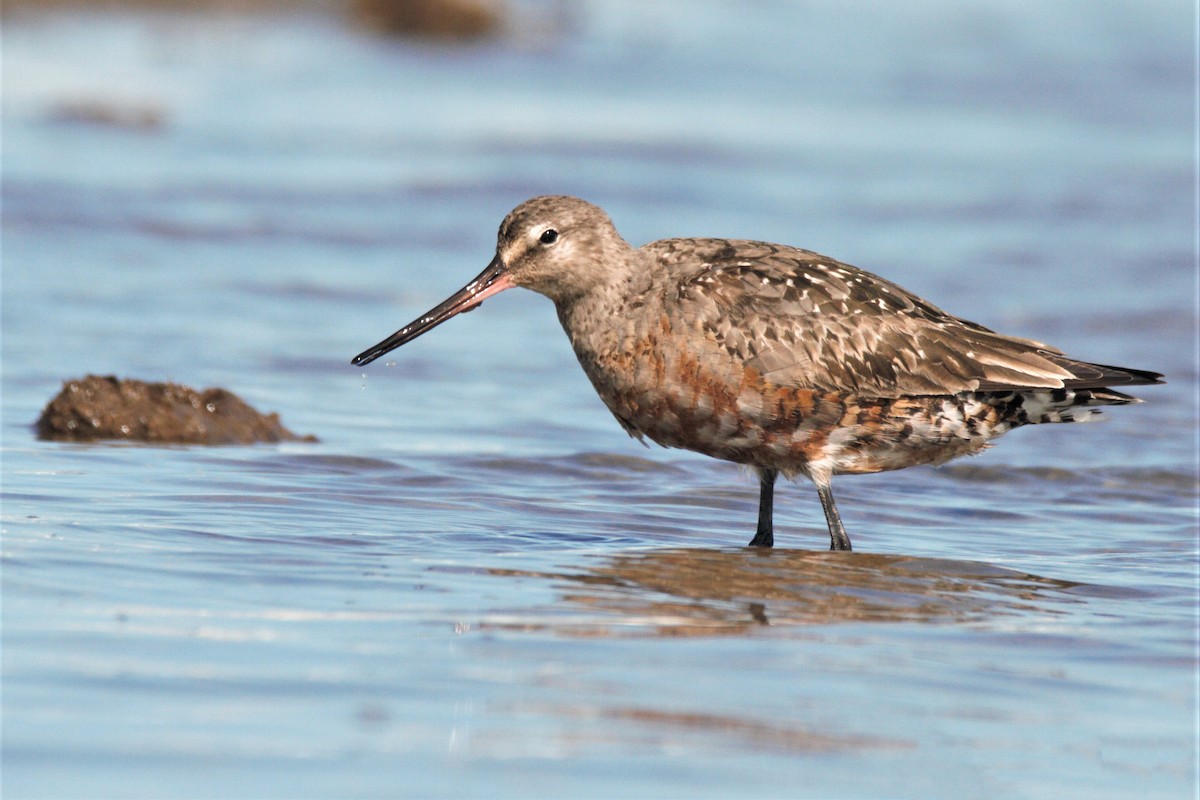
[817, 483, 852, 551]
[748, 467, 777, 547]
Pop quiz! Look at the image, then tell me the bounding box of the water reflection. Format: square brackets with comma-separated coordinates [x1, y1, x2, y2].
[489, 548, 1086, 636]
[500, 702, 911, 755]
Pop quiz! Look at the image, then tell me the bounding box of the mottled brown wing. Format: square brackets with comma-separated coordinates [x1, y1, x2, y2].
[653, 239, 1158, 398]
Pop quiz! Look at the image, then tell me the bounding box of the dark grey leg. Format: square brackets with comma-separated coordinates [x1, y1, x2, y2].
[817, 483, 852, 551]
[748, 467, 776, 547]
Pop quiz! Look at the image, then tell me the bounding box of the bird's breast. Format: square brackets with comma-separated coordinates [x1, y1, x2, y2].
[557, 300, 1011, 477]
[561, 305, 831, 463]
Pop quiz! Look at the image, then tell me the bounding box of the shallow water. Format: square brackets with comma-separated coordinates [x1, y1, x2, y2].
[2, 2, 1196, 798]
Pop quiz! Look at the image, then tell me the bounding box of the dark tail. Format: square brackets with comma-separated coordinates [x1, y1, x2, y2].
[1052, 359, 1165, 391]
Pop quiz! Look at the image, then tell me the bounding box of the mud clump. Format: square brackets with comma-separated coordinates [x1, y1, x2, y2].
[36, 375, 317, 445]
[349, 0, 502, 40]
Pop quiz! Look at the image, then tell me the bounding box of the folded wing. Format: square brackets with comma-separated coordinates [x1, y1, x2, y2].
[658, 239, 1163, 398]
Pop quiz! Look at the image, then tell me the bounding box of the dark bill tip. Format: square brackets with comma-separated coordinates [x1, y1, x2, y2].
[352, 257, 512, 367]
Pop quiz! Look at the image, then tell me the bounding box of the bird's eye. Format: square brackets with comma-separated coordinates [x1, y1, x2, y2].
[539, 228, 559, 245]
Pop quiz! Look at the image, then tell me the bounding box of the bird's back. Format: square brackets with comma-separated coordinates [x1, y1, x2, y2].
[641, 237, 1161, 397]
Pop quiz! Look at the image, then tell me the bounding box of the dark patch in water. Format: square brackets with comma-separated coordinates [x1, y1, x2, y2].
[349, 0, 501, 40]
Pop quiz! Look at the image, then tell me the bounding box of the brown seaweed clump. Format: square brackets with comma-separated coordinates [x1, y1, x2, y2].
[35, 375, 317, 445]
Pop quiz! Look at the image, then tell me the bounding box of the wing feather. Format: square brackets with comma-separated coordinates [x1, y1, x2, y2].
[652, 238, 1163, 397]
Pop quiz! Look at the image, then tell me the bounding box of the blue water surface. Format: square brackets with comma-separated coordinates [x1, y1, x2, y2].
[2, 2, 1196, 798]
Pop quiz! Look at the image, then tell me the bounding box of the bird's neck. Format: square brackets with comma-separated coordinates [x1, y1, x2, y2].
[554, 255, 654, 361]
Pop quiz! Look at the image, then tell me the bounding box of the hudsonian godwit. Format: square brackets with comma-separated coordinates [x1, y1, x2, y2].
[353, 195, 1164, 550]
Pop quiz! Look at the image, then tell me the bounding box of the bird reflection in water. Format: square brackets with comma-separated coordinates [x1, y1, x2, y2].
[486, 548, 1093, 637]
